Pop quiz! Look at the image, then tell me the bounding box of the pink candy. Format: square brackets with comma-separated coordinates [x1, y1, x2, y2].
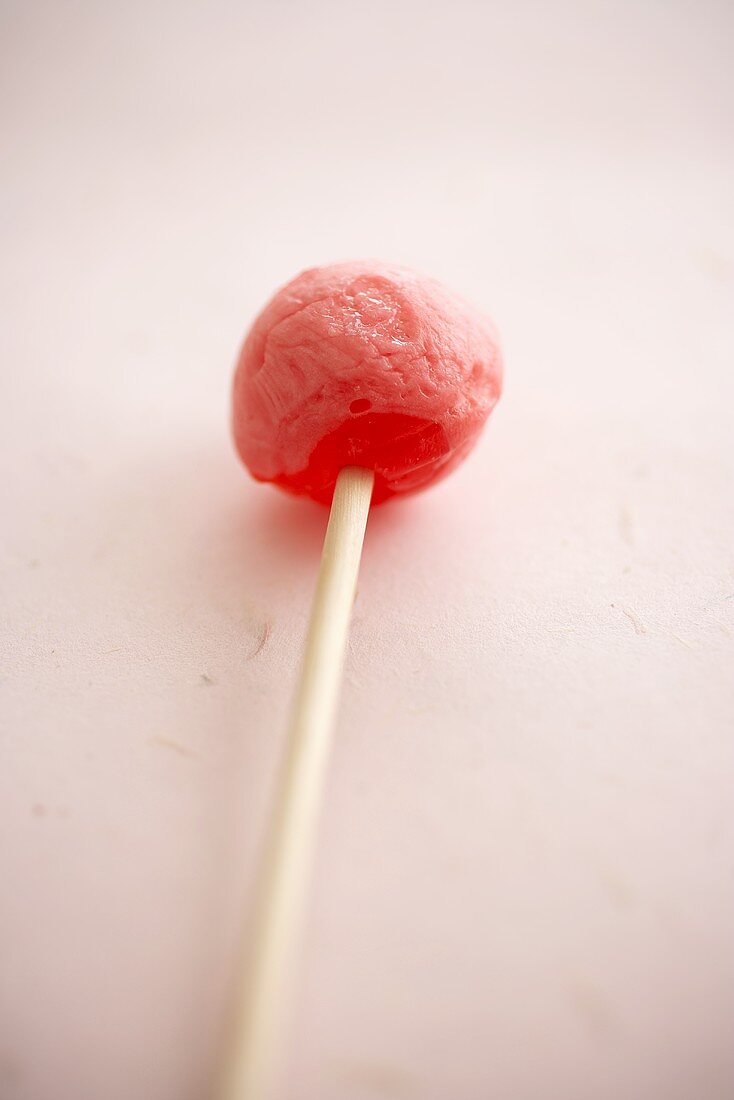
[232, 261, 503, 504]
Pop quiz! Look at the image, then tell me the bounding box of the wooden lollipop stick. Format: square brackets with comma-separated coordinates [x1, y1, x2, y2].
[219, 466, 374, 1100]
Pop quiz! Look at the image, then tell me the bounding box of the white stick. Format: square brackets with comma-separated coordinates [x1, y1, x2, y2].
[219, 466, 374, 1100]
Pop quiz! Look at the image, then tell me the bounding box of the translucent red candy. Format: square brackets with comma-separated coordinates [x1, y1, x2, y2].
[232, 261, 503, 504]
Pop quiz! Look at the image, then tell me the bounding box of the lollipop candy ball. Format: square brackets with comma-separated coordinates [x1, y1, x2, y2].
[232, 261, 503, 504]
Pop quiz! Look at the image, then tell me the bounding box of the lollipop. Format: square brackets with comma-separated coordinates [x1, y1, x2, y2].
[221, 262, 503, 1100]
[233, 260, 501, 504]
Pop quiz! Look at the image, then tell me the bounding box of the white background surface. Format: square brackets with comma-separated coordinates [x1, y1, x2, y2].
[1, 2, 733, 1098]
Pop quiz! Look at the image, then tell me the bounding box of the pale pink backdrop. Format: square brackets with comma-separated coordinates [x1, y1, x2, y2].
[1, 2, 733, 1098]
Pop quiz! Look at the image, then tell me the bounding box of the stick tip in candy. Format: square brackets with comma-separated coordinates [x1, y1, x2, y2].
[232, 261, 503, 504]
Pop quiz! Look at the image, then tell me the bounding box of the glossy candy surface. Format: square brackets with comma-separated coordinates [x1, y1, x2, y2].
[232, 261, 502, 504]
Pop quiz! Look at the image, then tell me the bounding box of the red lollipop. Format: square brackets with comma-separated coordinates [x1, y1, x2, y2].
[221, 263, 503, 1100]
[233, 261, 502, 504]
